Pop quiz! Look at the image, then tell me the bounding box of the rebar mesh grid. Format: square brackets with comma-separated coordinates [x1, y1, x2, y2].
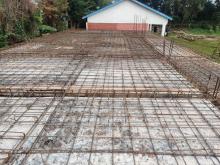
[0, 97, 220, 164]
[0, 31, 200, 98]
[0, 31, 220, 164]
[145, 33, 220, 99]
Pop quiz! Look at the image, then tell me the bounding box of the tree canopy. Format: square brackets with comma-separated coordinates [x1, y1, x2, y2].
[68, 0, 110, 27]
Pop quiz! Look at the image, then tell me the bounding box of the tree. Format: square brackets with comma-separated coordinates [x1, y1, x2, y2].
[0, 0, 36, 34]
[216, 0, 220, 9]
[68, 0, 110, 28]
[68, 0, 92, 28]
[197, 1, 216, 21]
[215, 0, 220, 24]
[39, 0, 69, 30]
[183, 0, 206, 23]
[151, 0, 163, 10]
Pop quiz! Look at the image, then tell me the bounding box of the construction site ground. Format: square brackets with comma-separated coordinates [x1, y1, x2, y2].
[0, 30, 220, 165]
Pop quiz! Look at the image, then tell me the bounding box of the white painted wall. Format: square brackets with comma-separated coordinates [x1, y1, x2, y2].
[87, 0, 169, 36]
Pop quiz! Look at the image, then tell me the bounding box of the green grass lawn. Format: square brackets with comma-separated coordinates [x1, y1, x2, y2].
[185, 28, 220, 36]
[168, 34, 220, 63]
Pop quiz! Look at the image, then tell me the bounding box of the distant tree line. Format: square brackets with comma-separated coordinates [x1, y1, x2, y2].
[0, 0, 219, 47]
[140, 0, 220, 28]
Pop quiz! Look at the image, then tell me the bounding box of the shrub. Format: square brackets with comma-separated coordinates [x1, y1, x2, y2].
[39, 25, 57, 34]
[214, 25, 220, 32]
[6, 33, 25, 45]
[56, 20, 68, 31]
[190, 22, 214, 31]
[34, 10, 44, 25]
[0, 34, 7, 48]
[29, 10, 44, 37]
[14, 21, 27, 40]
[200, 23, 212, 30]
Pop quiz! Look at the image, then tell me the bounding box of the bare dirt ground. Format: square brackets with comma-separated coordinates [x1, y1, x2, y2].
[0, 30, 220, 164]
